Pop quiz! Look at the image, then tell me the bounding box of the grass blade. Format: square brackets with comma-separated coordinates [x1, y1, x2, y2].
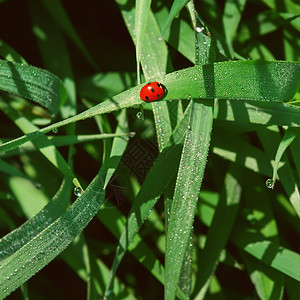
[0, 59, 66, 115]
[0, 110, 129, 298]
[165, 99, 213, 300]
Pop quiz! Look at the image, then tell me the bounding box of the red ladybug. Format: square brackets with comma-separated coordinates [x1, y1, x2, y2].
[140, 82, 166, 102]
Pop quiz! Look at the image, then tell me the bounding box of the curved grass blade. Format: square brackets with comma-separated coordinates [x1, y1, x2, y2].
[161, 0, 190, 36]
[0, 61, 299, 154]
[0, 179, 71, 261]
[269, 127, 299, 188]
[0, 111, 129, 298]
[0, 60, 66, 115]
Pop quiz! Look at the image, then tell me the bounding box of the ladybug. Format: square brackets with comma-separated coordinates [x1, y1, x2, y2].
[140, 82, 166, 102]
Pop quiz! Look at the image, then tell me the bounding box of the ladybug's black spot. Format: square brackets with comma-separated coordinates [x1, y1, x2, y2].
[151, 88, 155, 92]
[157, 94, 160, 98]
[145, 96, 149, 101]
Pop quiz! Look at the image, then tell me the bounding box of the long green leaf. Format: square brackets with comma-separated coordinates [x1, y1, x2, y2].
[0, 61, 299, 154]
[165, 99, 213, 300]
[161, 0, 190, 36]
[0, 110, 129, 298]
[0, 60, 66, 114]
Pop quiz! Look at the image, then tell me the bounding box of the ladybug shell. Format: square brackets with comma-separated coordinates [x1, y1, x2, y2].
[140, 82, 166, 102]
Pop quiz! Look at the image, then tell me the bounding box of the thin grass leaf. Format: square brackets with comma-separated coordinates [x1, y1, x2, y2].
[135, 0, 151, 83]
[98, 203, 166, 287]
[223, 0, 247, 44]
[0, 110, 129, 298]
[0, 179, 71, 261]
[0, 100, 81, 188]
[165, 99, 213, 300]
[161, 0, 190, 36]
[231, 226, 300, 281]
[270, 127, 299, 188]
[256, 127, 300, 217]
[117, 0, 172, 150]
[1, 133, 132, 157]
[0, 60, 66, 115]
[0, 39, 27, 64]
[0, 158, 31, 179]
[0, 61, 298, 154]
[214, 100, 300, 127]
[192, 166, 242, 299]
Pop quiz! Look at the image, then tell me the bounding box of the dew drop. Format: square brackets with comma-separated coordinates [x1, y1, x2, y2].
[74, 187, 84, 197]
[196, 26, 204, 33]
[266, 179, 275, 189]
[136, 111, 144, 119]
[52, 127, 58, 134]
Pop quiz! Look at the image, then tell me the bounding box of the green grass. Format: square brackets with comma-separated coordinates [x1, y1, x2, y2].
[0, 0, 299, 299]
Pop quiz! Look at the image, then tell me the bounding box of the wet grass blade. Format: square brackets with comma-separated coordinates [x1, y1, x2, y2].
[0, 111, 129, 298]
[165, 99, 213, 300]
[135, 0, 151, 83]
[161, 0, 190, 36]
[0, 59, 66, 115]
[0, 61, 298, 154]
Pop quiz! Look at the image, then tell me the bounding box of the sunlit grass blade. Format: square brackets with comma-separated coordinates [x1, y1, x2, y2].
[0, 99, 82, 188]
[0, 110, 129, 298]
[104, 102, 193, 299]
[161, 0, 190, 36]
[270, 127, 299, 187]
[241, 252, 285, 300]
[193, 166, 242, 299]
[0, 39, 27, 63]
[0, 179, 71, 261]
[1, 133, 133, 157]
[223, 0, 247, 44]
[0, 59, 66, 114]
[165, 99, 213, 300]
[0, 61, 298, 154]
[135, 0, 151, 83]
[117, 0, 172, 149]
[231, 226, 300, 281]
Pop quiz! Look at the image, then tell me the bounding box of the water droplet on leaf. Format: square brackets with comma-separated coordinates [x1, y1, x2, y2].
[136, 111, 144, 119]
[266, 179, 275, 189]
[74, 187, 84, 197]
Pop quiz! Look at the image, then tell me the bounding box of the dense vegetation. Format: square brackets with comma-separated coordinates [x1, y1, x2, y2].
[0, 0, 299, 299]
